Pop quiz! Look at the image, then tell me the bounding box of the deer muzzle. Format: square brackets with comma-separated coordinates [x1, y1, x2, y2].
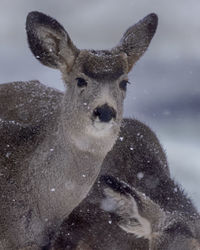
[93, 103, 116, 123]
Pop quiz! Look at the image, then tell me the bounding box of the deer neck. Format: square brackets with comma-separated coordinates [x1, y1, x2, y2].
[38, 109, 106, 180]
[28, 114, 106, 220]
[29, 94, 120, 217]
[57, 117, 105, 180]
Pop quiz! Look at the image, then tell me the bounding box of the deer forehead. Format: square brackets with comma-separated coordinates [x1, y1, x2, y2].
[76, 50, 128, 81]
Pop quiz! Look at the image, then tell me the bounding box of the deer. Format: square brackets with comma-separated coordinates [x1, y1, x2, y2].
[51, 119, 200, 250]
[0, 11, 158, 250]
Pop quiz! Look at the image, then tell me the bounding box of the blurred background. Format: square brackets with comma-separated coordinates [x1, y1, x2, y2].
[0, 0, 200, 209]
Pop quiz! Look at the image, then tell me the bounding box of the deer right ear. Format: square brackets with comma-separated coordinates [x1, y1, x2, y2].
[26, 11, 79, 70]
[113, 13, 158, 72]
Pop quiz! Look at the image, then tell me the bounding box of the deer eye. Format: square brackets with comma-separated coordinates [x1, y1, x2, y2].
[76, 78, 87, 88]
[119, 80, 128, 91]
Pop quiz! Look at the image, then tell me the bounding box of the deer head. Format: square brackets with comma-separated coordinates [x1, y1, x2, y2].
[26, 12, 158, 155]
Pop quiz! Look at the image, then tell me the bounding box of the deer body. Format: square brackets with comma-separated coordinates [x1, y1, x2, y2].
[0, 12, 158, 249]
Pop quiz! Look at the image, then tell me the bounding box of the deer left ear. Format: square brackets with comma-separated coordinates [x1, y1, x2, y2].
[113, 13, 158, 72]
[26, 11, 80, 70]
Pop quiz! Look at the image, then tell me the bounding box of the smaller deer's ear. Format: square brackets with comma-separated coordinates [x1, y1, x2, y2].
[113, 13, 158, 72]
[100, 175, 164, 240]
[26, 11, 79, 70]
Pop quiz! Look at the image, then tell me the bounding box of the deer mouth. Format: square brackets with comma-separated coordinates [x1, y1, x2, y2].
[86, 119, 116, 138]
[93, 119, 115, 131]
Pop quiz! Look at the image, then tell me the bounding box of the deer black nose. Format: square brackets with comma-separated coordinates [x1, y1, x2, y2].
[93, 104, 116, 123]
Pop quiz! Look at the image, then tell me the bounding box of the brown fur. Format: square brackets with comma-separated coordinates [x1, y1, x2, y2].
[81, 50, 128, 81]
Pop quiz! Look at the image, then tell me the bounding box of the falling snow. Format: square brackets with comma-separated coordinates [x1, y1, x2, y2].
[137, 172, 144, 180]
[5, 152, 11, 158]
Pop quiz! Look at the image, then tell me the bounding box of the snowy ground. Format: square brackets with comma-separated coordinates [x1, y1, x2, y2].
[0, 1, 200, 210]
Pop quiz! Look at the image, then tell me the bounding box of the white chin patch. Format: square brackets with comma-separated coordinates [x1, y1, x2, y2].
[86, 120, 114, 137]
[94, 120, 113, 131]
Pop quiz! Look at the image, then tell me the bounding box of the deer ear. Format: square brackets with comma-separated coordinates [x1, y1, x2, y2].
[100, 175, 164, 240]
[26, 11, 79, 70]
[113, 13, 158, 72]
